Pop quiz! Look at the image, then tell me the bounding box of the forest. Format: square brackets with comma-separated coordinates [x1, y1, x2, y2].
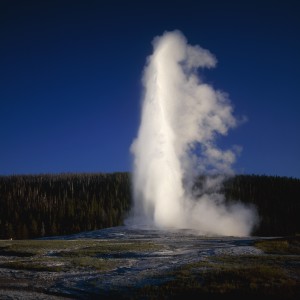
[0, 173, 299, 239]
[0, 173, 131, 239]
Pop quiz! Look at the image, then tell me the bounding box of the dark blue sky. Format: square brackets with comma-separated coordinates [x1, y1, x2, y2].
[1, 0, 299, 178]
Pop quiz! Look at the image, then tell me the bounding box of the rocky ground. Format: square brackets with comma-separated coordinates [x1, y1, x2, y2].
[0, 226, 299, 299]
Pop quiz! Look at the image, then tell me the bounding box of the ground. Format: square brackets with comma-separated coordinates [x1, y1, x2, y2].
[0, 227, 299, 299]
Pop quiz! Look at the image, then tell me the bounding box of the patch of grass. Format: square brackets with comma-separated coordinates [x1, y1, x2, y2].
[55, 241, 161, 257]
[0, 239, 87, 256]
[1, 259, 64, 272]
[138, 272, 298, 299]
[136, 253, 300, 299]
[69, 256, 119, 271]
[0, 249, 36, 257]
[0, 239, 162, 274]
[255, 236, 300, 255]
[0, 239, 159, 256]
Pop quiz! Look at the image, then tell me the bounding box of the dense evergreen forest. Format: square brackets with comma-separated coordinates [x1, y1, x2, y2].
[223, 175, 300, 236]
[0, 173, 299, 239]
[0, 173, 131, 239]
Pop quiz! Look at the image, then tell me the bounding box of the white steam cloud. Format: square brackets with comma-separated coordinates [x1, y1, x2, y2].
[129, 31, 257, 236]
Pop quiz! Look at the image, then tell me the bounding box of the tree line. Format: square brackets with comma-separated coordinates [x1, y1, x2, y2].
[223, 174, 300, 236]
[0, 173, 299, 239]
[0, 173, 131, 239]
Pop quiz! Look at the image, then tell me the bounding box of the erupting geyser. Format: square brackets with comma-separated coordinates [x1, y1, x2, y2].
[130, 30, 257, 236]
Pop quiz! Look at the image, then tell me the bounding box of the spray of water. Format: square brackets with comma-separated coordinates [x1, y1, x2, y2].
[129, 30, 257, 236]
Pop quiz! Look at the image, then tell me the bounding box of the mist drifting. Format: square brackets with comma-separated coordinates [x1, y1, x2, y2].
[130, 31, 257, 236]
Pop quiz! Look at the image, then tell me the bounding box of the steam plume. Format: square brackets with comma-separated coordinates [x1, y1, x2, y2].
[130, 31, 257, 236]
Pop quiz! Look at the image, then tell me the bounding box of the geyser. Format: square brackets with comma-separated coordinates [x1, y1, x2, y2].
[130, 30, 257, 236]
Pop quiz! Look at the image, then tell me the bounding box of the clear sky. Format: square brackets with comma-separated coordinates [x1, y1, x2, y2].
[1, 0, 299, 178]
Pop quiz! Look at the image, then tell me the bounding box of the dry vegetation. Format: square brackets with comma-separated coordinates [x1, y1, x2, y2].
[0, 239, 160, 273]
[135, 236, 300, 299]
[0, 236, 299, 299]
